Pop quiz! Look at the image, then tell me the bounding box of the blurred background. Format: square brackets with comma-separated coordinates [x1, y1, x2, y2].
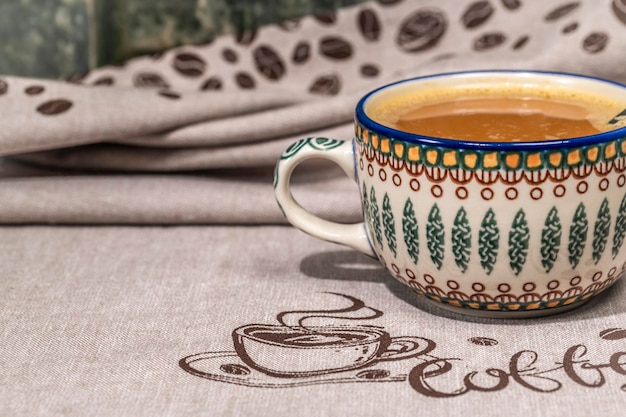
[0, 0, 368, 79]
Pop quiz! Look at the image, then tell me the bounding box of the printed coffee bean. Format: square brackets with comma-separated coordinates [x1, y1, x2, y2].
[377, 0, 404, 5]
[358, 8, 381, 42]
[544, 2, 580, 22]
[24, 85, 44, 95]
[254, 45, 286, 81]
[613, 0, 626, 25]
[309, 74, 341, 95]
[582, 32, 609, 53]
[292, 41, 311, 64]
[562, 22, 579, 34]
[314, 11, 337, 25]
[220, 363, 251, 375]
[356, 369, 391, 380]
[501, 0, 521, 10]
[599, 328, 626, 340]
[319, 36, 353, 60]
[93, 76, 114, 86]
[134, 72, 170, 89]
[158, 90, 181, 100]
[512, 34, 530, 49]
[462, 1, 495, 29]
[0, 79, 7, 95]
[222, 48, 239, 63]
[36, 99, 73, 115]
[200, 77, 223, 91]
[65, 71, 88, 84]
[235, 72, 256, 89]
[278, 18, 300, 31]
[235, 28, 257, 45]
[360, 64, 380, 77]
[397, 10, 447, 53]
[172, 52, 206, 77]
[468, 337, 498, 346]
[473, 32, 507, 51]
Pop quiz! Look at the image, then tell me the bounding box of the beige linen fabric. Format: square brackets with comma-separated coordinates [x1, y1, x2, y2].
[2, 0, 626, 223]
[1, 226, 625, 416]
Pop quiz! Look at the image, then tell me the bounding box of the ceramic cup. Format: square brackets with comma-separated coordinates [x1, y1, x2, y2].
[232, 324, 429, 377]
[274, 71, 626, 318]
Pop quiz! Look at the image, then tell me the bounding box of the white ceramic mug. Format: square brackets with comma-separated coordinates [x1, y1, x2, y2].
[274, 71, 626, 318]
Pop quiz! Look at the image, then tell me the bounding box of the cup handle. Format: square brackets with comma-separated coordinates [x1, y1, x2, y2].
[377, 337, 436, 362]
[274, 137, 375, 257]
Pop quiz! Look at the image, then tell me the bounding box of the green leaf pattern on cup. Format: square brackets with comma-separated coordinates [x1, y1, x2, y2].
[369, 187, 383, 247]
[362, 186, 625, 275]
[402, 198, 419, 264]
[612, 193, 626, 259]
[508, 209, 529, 276]
[452, 207, 471, 273]
[541, 206, 562, 273]
[478, 208, 499, 275]
[593, 198, 611, 264]
[426, 204, 445, 270]
[568, 203, 588, 269]
[382, 193, 397, 257]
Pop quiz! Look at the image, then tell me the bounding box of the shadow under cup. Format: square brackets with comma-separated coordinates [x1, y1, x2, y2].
[274, 71, 626, 318]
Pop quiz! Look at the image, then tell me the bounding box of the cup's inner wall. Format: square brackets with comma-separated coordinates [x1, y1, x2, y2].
[363, 72, 626, 142]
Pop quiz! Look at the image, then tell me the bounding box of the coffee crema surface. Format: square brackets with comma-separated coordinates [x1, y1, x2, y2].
[367, 84, 626, 142]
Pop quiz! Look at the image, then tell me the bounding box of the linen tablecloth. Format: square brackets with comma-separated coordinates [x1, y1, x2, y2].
[1, 1, 625, 415]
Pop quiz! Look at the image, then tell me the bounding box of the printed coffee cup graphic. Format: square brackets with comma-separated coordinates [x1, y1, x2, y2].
[180, 292, 436, 387]
[233, 324, 425, 378]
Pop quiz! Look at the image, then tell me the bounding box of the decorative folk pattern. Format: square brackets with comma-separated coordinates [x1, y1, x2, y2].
[352, 89, 626, 312]
[355, 122, 626, 183]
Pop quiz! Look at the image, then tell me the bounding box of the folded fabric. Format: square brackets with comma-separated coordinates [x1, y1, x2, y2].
[2, 0, 626, 224]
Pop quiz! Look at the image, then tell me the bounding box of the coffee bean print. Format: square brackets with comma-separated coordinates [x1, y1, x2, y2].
[158, 90, 181, 100]
[235, 28, 257, 45]
[235, 72, 255, 89]
[309, 74, 341, 95]
[65, 71, 88, 84]
[599, 328, 626, 340]
[473, 32, 507, 51]
[501, 0, 521, 10]
[314, 11, 337, 25]
[292, 41, 311, 64]
[134, 72, 170, 89]
[24, 85, 44, 95]
[377, 0, 404, 5]
[254, 45, 286, 81]
[36, 99, 73, 116]
[319, 36, 353, 60]
[356, 369, 391, 380]
[93, 76, 114, 86]
[222, 48, 239, 63]
[361, 64, 380, 77]
[278, 18, 300, 31]
[613, 0, 626, 25]
[462, 1, 495, 29]
[397, 10, 447, 53]
[582, 32, 609, 53]
[469, 337, 498, 346]
[544, 2, 580, 22]
[220, 363, 251, 375]
[0, 79, 7, 95]
[512, 34, 529, 49]
[562, 22, 579, 34]
[172, 52, 206, 77]
[358, 8, 381, 42]
[200, 77, 222, 91]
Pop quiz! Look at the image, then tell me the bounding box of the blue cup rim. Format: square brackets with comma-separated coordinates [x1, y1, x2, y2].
[355, 70, 626, 151]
